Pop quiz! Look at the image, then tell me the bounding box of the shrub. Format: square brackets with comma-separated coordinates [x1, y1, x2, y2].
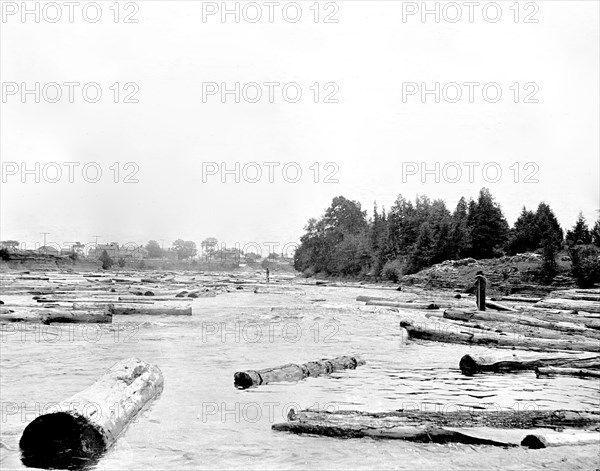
[117, 257, 127, 268]
[99, 250, 113, 270]
[0, 248, 10, 261]
[380, 259, 406, 282]
[569, 244, 600, 288]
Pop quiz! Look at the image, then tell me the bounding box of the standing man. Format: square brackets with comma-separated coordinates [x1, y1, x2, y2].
[265, 266, 270, 283]
[475, 271, 487, 311]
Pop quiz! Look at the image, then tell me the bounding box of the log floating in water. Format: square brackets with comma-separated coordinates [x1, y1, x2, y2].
[0, 306, 112, 324]
[497, 296, 542, 303]
[459, 353, 600, 375]
[234, 356, 365, 389]
[366, 300, 440, 310]
[521, 430, 600, 448]
[485, 300, 517, 312]
[535, 366, 600, 378]
[109, 305, 192, 316]
[400, 320, 600, 352]
[443, 309, 600, 340]
[535, 299, 600, 314]
[272, 409, 600, 448]
[19, 358, 163, 469]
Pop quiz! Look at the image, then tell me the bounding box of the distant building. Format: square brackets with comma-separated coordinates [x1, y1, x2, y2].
[118, 245, 147, 261]
[89, 243, 119, 259]
[36, 246, 60, 256]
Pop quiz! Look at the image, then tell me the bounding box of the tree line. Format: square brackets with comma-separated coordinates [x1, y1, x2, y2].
[294, 188, 600, 285]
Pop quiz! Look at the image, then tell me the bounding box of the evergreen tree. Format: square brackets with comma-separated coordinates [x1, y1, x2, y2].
[591, 216, 600, 248]
[566, 212, 592, 245]
[507, 207, 537, 254]
[467, 188, 509, 259]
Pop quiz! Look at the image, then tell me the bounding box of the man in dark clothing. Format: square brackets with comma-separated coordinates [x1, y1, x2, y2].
[475, 271, 487, 311]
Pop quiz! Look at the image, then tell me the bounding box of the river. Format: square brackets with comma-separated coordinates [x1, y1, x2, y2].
[1, 280, 599, 470]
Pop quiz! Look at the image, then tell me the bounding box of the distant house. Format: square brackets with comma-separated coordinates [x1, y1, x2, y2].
[89, 243, 119, 259]
[118, 245, 147, 261]
[36, 246, 60, 256]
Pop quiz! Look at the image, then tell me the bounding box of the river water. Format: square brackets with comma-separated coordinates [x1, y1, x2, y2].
[1, 280, 599, 470]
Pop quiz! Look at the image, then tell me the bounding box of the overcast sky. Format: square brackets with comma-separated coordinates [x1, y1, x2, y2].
[1, 1, 598, 253]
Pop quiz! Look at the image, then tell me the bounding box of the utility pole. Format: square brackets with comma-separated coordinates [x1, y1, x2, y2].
[40, 232, 49, 253]
[93, 235, 100, 246]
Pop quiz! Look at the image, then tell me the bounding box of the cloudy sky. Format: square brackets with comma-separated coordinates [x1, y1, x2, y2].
[1, 1, 598, 253]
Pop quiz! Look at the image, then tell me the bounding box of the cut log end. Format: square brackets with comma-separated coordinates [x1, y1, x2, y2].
[20, 412, 106, 469]
[458, 355, 479, 376]
[234, 371, 261, 389]
[521, 434, 548, 449]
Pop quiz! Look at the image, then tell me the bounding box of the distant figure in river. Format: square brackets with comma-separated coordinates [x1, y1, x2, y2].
[265, 267, 270, 283]
[475, 271, 487, 311]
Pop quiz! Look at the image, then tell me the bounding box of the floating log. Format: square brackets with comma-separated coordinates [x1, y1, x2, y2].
[19, 358, 163, 469]
[535, 299, 600, 314]
[118, 296, 192, 302]
[535, 366, 600, 378]
[459, 353, 600, 375]
[444, 309, 600, 340]
[109, 305, 192, 316]
[366, 300, 440, 310]
[498, 296, 542, 303]
[273, 409, 600, 448]
[400, 320, 600, 352]
[485, 300, 517, 312]
[0, 307, 112, 324]
[234, 356, 365, 389]
[521, 430, 600, 448]
[550, 291, 600, 302]
[356, 295, 401, 303]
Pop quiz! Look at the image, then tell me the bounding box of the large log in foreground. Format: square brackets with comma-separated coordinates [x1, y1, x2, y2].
[400, 320, 600, 352]
[272, 409, 600, 448]
[19, 358, 163, 469]
[234, 356, 365, 389]
[459, 353, 600, 375]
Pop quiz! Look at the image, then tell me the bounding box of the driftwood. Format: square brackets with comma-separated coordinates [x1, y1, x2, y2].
[118, 296, 193, 302]
[485, 300, 517, 312]
[0, 307, 112, 324]
[273, 409, 600, 448]
[234, 356, 365, 389]
[535, 366, 600, 378]
[443, 309, 600, 340]
[459, 353, 600, 375]
[550, 291, 600, 302]
[521, 430, 600, 448]
[366, 300, 440, 310]
[400, 320, 600, 352]
[497, 296, 542, 303]
[19, 358, 163, 469]
[108, 305, 192, 316]
[535, 299, 600, 314]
